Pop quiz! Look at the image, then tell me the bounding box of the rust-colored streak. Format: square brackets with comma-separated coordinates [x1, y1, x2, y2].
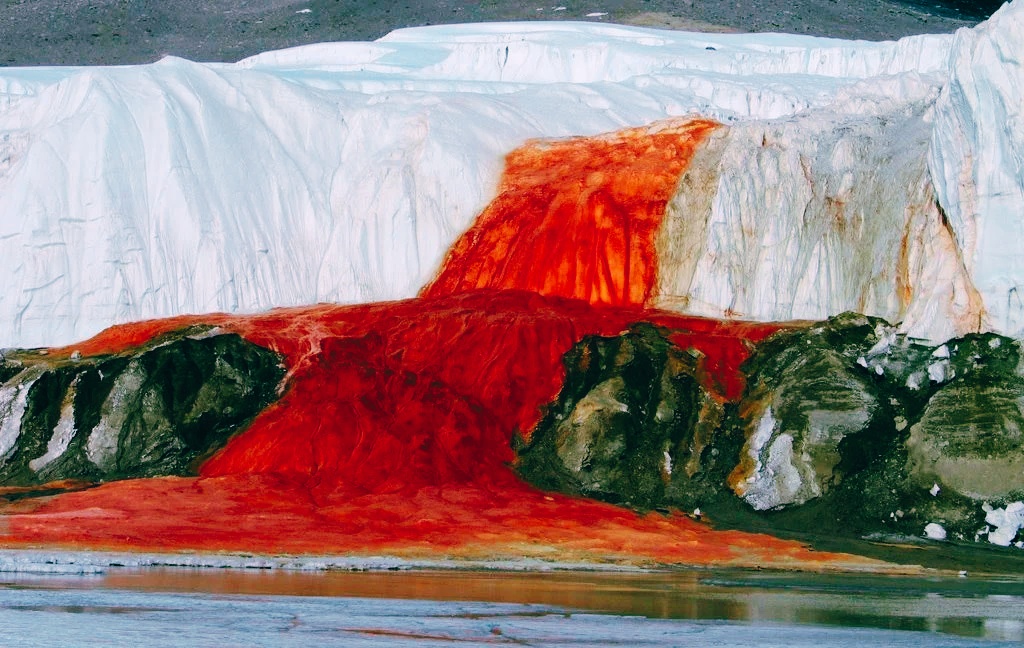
[423, 119, 720, 306]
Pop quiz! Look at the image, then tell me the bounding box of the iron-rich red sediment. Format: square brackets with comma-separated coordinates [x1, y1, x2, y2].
[0, 118, 872, 569]
[0, 292, 840, 567]
[424, 119, 720, 307]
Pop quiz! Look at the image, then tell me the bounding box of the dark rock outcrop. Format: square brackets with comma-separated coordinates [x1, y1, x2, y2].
[729, 314, 893, 511]
[730, 316, 1024, 543]
[905, 334, 1024, 500]
[0, 327, 285, 486]
[514, 313, 1024, 549]
[514, 323, 726, 510]
[908, 378, 1024, 501]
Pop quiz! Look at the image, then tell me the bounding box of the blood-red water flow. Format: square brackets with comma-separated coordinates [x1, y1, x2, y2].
[424, 119, 720, 306]
[0, 119, 863, 569]
[5, 293, 821, 566]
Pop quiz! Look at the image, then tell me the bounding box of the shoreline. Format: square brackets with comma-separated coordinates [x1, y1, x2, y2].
[0, 547, 936, 578]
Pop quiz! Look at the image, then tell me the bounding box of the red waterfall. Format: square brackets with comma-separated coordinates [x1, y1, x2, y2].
[0, 119, 854, 569]
[424, 119, 719, 306]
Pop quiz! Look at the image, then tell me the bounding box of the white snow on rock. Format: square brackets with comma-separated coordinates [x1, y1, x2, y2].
[924, 522, 947, 541]
[984, 501, 1024, 547]
[0, 5, 1022, 347]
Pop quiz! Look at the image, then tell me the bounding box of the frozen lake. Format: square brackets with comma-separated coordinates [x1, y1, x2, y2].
[1, 566, 1022, 646]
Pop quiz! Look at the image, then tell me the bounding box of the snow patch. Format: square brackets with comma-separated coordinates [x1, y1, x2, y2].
[984, 501, 1024, 547]
[924, 522, 947, 541]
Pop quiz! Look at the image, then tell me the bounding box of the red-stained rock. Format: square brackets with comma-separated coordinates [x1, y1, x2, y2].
[202, 291, 775, 491]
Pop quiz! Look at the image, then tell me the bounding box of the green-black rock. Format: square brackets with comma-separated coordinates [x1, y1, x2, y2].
[514, 323, 726, 511]
[732, 315, 1024, 544]
[0, 326, 285, 486]
[515, 312, 1024, 550]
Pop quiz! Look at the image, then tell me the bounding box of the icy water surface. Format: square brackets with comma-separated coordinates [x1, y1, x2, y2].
[1, 567, 1023, 646]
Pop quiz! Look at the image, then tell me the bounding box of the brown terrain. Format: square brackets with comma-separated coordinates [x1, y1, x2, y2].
[0, 0, 1002, 67]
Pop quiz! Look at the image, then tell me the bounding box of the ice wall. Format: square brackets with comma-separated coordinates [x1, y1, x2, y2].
[930, 0, 1024, 338]
[655, 79, 985, 341]
[655, 0, 1022, 341]
[0, 6, 1021, 347]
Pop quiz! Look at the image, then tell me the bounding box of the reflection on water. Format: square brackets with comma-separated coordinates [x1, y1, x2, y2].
[5, 568, 1023, 643]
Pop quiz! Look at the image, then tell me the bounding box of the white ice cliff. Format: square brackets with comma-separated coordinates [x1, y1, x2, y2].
[0, 2, 1022, 348]
[655, 76, 986, 342]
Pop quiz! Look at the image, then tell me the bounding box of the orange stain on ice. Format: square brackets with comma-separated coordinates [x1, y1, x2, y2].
[424, 118, 720, 306]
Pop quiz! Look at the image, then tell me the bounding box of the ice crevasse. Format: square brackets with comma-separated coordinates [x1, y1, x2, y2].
[0, 2, 1022, 348]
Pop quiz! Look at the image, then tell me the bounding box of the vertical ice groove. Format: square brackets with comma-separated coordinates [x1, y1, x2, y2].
[929, 0, 1024, 336]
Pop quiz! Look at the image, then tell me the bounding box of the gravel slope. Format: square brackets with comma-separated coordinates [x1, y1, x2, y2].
[0, 0, 1003, 67]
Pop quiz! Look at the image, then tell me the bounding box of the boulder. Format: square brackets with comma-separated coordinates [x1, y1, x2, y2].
[907, 374, 1024, 501]
[514, 323, 724, 510]
[729, 313, 908, 510]
[900, 335, 1024, 545]
[732, 317, 1024, 545]
[0, 327, 285, 485]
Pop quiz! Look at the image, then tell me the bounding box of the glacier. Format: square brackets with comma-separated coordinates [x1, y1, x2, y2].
[0, 1, 1022, 348]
